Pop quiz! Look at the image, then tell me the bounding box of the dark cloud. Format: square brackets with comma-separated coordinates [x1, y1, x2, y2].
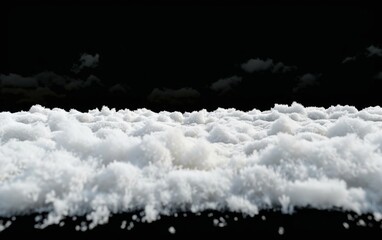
[374, 72, 382, 80]
[65, 75, 103, 91]
[272, 62, 296, 73]
[147, 88, 200, 106]
[0, 73, 38, 88]
[109, 84, 128, 94]
[82, 75, 102, 88]
[241, 58, 296, 73]
[342, 56, 356, 64]
[293, 73, 319, 92]
[1, 71, 103, 91]
[241, 58, 273, 73]
[366, 45, 382, 57]
[34, 71, 67, 88]
[0, 70, 105, 110]
[342, 45, 382, 63]
[71, 53, 100, 73]
[210, 75, 242, 94]
[1, 87, 64, 103]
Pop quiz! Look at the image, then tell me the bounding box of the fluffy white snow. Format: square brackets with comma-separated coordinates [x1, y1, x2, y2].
[1, 102, 382, 229]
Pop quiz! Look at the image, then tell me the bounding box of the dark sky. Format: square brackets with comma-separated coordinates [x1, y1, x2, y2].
[1, 0, 382, 112]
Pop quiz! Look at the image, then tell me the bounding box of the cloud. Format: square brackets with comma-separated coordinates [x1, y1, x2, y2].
[83, 75, 102, 88]
[293, 73, 319, 92]
[374, 72, 382, 80]
[342, 56, 356, 64]
[1, 87, 64, 105]
[241, 58, 296, 73]
[366, 45, 382, 57]
[34, 71, 67, 88]
[71, 53, 100, 73]
[64, 75, 102, 91]
[210, 75, 242, 94]
[241, 58, 274, 73]
[1, 71, 103, 92]
[0, 73, 38, 88]
[272, 62, 296, 73]
[147, 88, 200, 105]
[109, 84, 128, 94]
[341, 45, 382, 63]
[0, 72, 68, 107]
[1, 103, 382, 228]
[0, 73, 66, 107]
[0, 71, 106, 109]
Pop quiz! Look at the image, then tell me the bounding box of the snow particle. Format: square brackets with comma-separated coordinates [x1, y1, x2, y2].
[343, 222, 349, 229]
[168, 226, 176, 234]
[278, 226, 285, 235]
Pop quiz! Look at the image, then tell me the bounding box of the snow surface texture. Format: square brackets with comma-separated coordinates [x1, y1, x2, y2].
[1, 102, 382, 229]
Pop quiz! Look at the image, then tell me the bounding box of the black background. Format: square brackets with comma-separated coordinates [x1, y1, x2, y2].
[1, 0, 382, 112]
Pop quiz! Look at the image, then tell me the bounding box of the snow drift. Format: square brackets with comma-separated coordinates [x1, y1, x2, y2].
[1, 102, 382, 229]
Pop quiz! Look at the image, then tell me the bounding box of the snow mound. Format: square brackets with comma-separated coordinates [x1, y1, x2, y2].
[1, 102, 382, 229]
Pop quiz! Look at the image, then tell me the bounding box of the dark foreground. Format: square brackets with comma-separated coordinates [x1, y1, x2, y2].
[1, 209, 382, 239]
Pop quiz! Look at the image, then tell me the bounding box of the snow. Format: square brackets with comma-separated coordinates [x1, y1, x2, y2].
[168, 226, 176, 234]
[1, 102, 382, 230]
[343, 222, 350, 229]
[278, 226, 284, 235]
